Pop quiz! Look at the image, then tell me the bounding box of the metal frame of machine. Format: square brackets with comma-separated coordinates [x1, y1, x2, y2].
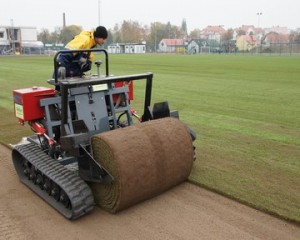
[11, 49, 196, 219]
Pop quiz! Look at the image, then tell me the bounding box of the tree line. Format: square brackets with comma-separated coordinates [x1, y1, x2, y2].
[38, 20, 300, 52]
[38, 20, 189, 52]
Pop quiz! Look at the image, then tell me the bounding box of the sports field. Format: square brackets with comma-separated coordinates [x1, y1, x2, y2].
[0, 54, 299, 223]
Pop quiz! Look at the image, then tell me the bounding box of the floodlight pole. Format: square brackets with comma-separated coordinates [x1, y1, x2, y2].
[98, 0, 101, 25]
[257, 12, 262, 28]
[10, 19, 15, 54]
[256, 12, 262, 54]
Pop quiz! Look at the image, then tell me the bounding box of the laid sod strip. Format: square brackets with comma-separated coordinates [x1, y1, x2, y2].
[90, 118, 194, 212]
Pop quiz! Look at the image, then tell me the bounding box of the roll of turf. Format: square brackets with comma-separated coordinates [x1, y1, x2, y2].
[90, 117, 194, 213]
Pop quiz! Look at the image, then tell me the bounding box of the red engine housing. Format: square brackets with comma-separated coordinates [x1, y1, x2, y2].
[13, 87, 56, 123]
[113, 81, 133, 103]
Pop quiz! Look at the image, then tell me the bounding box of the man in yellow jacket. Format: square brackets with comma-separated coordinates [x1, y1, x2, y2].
[57, 26, 107, 78]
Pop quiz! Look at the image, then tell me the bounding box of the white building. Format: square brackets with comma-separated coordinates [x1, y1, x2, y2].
[0, 26, 43, 54]
[158, 39, 185, 53]
[108, 43, 146, 54]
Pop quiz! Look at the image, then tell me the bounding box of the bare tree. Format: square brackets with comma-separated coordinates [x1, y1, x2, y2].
[189, 28, 201, 39]
[119, 20, 144, 43]
[289, 31, 300, 43]
[37, 28, 51, 44]
[59, 25, 82, 45]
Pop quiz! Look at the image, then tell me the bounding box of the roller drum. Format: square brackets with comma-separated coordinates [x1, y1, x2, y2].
[90, 117, 194, 212]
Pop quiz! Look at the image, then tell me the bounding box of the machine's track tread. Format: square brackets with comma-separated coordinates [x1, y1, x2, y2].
[12, 143, 94, 219]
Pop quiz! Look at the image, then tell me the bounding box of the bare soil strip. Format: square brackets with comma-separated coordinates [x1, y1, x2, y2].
[0, 144, 299, 240]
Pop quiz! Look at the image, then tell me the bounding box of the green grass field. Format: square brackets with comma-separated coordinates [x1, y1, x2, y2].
[0, 54, 299, 223]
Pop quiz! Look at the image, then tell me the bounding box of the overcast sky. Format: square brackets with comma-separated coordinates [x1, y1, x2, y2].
[1, 0, 299, 32]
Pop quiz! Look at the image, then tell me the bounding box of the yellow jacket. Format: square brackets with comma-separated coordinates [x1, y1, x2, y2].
[65, 31, 97, 60]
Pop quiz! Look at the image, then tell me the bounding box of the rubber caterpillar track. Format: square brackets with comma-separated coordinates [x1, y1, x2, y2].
[12, 143, 94, 219]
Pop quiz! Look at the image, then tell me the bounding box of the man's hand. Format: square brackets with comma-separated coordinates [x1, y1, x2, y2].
[81, 60, 92, 72]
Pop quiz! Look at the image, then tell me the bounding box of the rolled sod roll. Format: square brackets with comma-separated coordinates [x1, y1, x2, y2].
[90, 117, 194, 213]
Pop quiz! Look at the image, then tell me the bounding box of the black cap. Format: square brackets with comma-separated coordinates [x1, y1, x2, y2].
[94, 26, 108, 39]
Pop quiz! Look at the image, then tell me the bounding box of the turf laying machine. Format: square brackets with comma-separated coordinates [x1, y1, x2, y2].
[12, 49, 196, 219]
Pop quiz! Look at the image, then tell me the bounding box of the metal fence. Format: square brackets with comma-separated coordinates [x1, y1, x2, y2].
[261, 43, 300, 55]
[164, 43, 300, 56]
[209, 43, 300, 56]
